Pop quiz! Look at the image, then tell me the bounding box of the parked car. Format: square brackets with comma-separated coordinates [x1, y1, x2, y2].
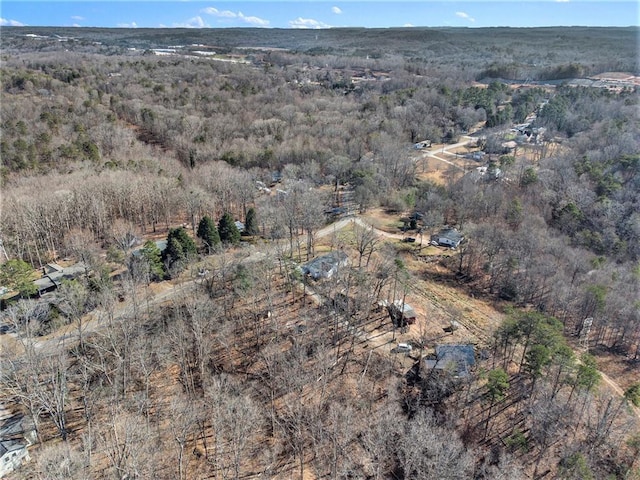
[391, 343, 413, 354]
[402, 237, 416, 243]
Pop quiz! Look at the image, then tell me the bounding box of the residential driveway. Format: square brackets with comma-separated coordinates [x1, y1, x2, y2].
[316, 216, 430, 247]
[420, 135, 475, 171]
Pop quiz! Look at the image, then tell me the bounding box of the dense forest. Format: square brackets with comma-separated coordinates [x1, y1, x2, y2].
[0, 26, 639, 479]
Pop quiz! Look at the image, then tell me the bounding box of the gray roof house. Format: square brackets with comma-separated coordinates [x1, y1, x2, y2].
[0, 414, 35, 477]
[0, 440, 29, 477]
[42, 263, 64, 275]
[431, 228, 464, 248]
[33, 262, 87, 295]
[424, 344, 476, 378]
[131, 239, 167, 258]
[301, 251, 349, 280]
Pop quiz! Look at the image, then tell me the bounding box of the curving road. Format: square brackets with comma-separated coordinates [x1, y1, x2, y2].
[315, 215, 430, 246]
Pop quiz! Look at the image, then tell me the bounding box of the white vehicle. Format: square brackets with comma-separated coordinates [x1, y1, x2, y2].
[392, 343, 413, 354]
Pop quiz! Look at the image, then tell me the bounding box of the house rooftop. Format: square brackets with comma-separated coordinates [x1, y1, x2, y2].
[0, 439, 25, 457]
[33, 262, 87, 293]
[301, 251, 349, 279]
[438, 228, 464, 243]
[424, 344, 476, 378]
[392, 301, 416, 317]
[0, 415, 25, 438]
[132, 240, 167, 258]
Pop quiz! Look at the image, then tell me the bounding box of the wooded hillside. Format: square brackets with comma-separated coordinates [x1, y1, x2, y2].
[0, 26, 638, 479]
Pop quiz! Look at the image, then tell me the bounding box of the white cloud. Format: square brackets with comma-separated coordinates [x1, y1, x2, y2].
[117, 21, 138, 28]
[202, 7, 269, 26]
[172, 16, 206, 28]
[455, 11, 475, 22]
[289, 17, 331, 29]
[331, 6, 342, 15]
[0, 18, 26, 26]
[217, 10, 237, 18]
[403, 23, 415, 27]
[71, 15, 84, 21]
[238, 12, 269, 26]
[72, 23, 81, 27]
[202, 8, 237, 18]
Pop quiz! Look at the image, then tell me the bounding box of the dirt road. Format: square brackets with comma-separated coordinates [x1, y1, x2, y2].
[598, 368, 640, 420]
[420, 135, 475, 171]
[315, 216, 430, 246]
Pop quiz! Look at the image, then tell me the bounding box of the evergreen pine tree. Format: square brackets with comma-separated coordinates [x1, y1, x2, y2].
[218, 212, 241, 245]
[140, 240, 165, 280]
[245, 207, 259, 236]
[169, 227, 197, 256]
[0, 259, 37, 297]
[197, 215, 221, 253]
[163, 236, 184, 267]
[162, 227, 197, 275]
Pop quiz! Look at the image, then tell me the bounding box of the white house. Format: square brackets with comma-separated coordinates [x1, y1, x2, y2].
[0, 414, 35, 478]
[430, 228, 464, 248]
[0, 440, 30, 477]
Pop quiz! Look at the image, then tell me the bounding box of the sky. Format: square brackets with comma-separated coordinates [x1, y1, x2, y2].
[1, 1, 638, 29]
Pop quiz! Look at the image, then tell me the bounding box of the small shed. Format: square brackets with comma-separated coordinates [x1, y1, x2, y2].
[385, 300, 417, 329]
[424, 344, 476, 378]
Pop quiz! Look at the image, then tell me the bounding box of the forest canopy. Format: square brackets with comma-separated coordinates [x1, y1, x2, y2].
[0, 26, 638, 480]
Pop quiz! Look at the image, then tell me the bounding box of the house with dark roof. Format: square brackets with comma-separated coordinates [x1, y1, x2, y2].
[430, 228, 464, 248]
[32, 262, 87, 295]
[423, 344, 476, 378]
[0, 414, 35, 477]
